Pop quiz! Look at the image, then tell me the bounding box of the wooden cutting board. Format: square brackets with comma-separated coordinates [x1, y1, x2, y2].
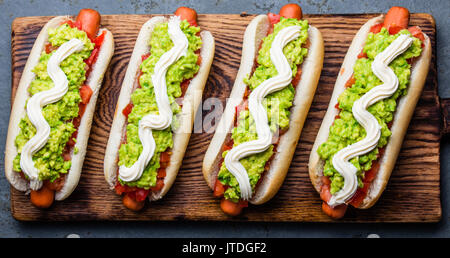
[10, 13, 443, 222]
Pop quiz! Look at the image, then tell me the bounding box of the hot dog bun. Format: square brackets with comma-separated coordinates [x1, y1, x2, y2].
[202, 14, 324, 205]
[103, 16, 215, 201]
[308, 15, 432, 209]
[5, 15, 114, 200]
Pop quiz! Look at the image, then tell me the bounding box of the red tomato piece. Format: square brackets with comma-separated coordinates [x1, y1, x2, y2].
[150, 179, 164, 192]
[85, 48, 98, 67]
[408, 26, 425, 42]
[222, 140, 233, 152]
[345, 75, 356, 88]
[180, 79, 190, 96]
[80, 85, 93, 104]
[267, 13, 281, 25]
[348, 183, 370, 208]
[291, 67, 302, 86]
[135, 188, 150, 202]
[93, 30, 106, 46]
[213, 179, 225, 197]
[157, 168, 166, 179]
[364, 161, 380, 183]
[370, 23, 383, 34]
[115, 183, 126, 195]
[122, 103, 134, 117]
[45, 43, 58, 54]
[141, 53, 151, 61]
[160, 152, 171, 163]
[357, 49, 368, 59]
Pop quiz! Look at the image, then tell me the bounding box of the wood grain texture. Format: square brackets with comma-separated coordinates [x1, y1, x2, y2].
[10, 13, 441, 222]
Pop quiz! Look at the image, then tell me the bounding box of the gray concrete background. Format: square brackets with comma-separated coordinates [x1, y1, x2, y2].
[0, 0, 449, 238]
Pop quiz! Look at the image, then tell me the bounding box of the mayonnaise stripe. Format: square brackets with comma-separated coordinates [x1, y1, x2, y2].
[20, 38, 85, 190]
[328, 35, 413, 206]
[224, 26, 301, 200]
[118, 16, 188, 182]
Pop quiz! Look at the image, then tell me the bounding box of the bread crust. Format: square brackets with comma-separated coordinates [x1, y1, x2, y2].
[5, 16, 115, 200]
[103, 16, 215, 201]
[308, 15, 432, 209]
[202, 15, 324, 205]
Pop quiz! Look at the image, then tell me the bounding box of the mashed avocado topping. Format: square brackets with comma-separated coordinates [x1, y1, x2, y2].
[13, 24, 94, 182]
[317, 28, 422, 194]
[118, 20, 201, 189]
[218, 17, 309, 202]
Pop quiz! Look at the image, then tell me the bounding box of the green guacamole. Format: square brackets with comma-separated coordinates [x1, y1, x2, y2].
[118, 20, 202, 189]
[317, 28, 422, 194]
[218, 17, 309, 203]
[13, 24, 94, 182]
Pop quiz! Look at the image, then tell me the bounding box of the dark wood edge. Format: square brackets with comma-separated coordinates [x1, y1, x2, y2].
[440, 98, 450, 136]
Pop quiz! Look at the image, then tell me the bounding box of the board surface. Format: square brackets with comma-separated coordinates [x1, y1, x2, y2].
[10, 13, 442, 222]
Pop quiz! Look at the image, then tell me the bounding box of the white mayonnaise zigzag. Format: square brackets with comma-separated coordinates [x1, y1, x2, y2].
[20, 38, 84, 191]
[328, 34, 414, 206]
[224, 25, 301, 200]
[118, 16, 188, 182]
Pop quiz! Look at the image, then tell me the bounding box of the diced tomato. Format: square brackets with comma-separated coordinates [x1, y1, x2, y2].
[378, 147, 386, 157]
[364, 161, 380, 183]
[157, 168, 166, 179]
[268, 13, 281, 25]
[80, 85, 93, 104]
[369, 23, 383, 34]
[66, 131, 77, 147]
[195, 49, 202, 66]
[122, 103, 134, 117]
[150, 179, 164, 191]
[235, 100, 248, 125]
[222, 140, 233, 152]
[45, 177, 65, 192]
[141, 53, 151, 61]
[79, 102, 87, 118]
[45, 43, 58, 54]
[345, 75, 356, 88]
[335, 103, 340, 110]
[348, 183, 370, 208]
[334, 115, 340, 120]
[93, 30, 106, 46]
[213, 179, 225, 197]
[408, 26, 425, 42]
[180, 79, 190, 96]
[85, 48, 99, 67]
[135, 188, 150, 202]
[160, 152, 171, 163]
[72, 115, 81, 128]
[357, 49, 368, 59]
[64, 20, 82, 30]
[115, 183, 126, 195]
[388, 24, 403, 35]
[115, 182, 139, 195]
[244, 87, 250, 98]
[62, 149, 72, 161]
[291, 67, 302, 86]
